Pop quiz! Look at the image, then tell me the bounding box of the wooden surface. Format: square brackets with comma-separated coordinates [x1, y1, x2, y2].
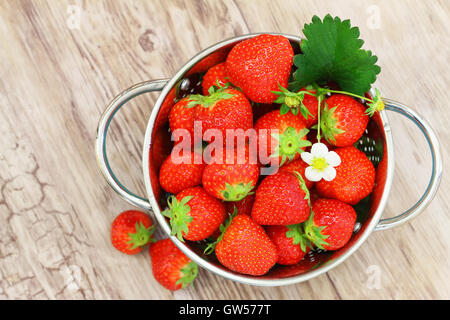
[0, 0, 449, 300]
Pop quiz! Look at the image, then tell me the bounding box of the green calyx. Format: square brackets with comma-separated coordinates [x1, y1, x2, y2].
[365, 88, 385, 117]
[292, 171, 311, 206]
[284, 172, 315, 253]
[303, 211, 330, 250]
[162, 195, 194, 242]
[204, 208, 237, 255]
[318, 102, 345, 144]
[221, 181, 254, 202]
[285, 224, 313, 253]
[272, 84, 315, 119]
[176, 261, 198, 289]
[126, 222, 156, 250]
[187, 85, 234, 109]
[271, 127, 311, 165]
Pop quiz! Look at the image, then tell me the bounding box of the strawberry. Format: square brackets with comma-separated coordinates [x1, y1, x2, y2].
[305, 199, 356, 250]
[280, 158, 314, 189]
[150, 239, 198, 290]
[224, 193, 255, 216]
[159, 151, 205, 195]
[186, 48, 229, 75]
[202, 62, 229, 95]
[202, 146, 259, 201]
[254, 110, 311, 166]
[299, 88, 319, 128]
[226, 34, 294, 103]
[266, 225, 310, 265]
[207, 213, 277, 276]
[111, 210, 155, 255]
[155, 87, 176, 131]
[188, 87, 253, 142]
[252, 103, 278, 122]
[316, 146, 375, 205]
[163, 186, 226, 241]
[309, 188, 321, 205]
[251, 171, 310, 225]
[151, 128, 173, 170]
[168, 97, 197, 145]
[320, 94, 369, 147]
[210, 194, 256, 240]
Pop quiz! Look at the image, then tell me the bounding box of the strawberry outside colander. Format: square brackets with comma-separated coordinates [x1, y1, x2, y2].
[95, 33, 442, 286]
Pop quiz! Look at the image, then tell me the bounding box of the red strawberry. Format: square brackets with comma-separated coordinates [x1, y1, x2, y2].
[202, 62, 229, 95]
[202, 146, 259, 201]
[159, 151, 205, 195]
[186, 48, 229, 75]
[266, 225, 310, 265]
[252, 103, 278, 122]
[305, 199, 356, 250]
[111, 210, 155, 255]
[151, 128, 173, 170]
[309, 188, 321, 205]
[226, 34, 294, 103]
[209, 214, 277, 276]
[163, 186, 226, 241]
[168, 97, 197, 145]
[150, 239, 198, 290]
[224, 193, 255, 216]
[254, 110, 311, 166]
[299, 88, 319, 127]
[251, 171, 310, 225]
[320, 94, 369, 147]
[316, 147, 375, 205]
[190, 87, 253, 141]
[155, 87, 176, 131]
[280, 158, 314, 189]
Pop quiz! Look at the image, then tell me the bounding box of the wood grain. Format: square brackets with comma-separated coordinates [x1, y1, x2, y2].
[0, 0, 449, 299]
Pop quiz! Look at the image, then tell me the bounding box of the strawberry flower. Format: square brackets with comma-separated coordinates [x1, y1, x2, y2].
[301, 143, 341, 182]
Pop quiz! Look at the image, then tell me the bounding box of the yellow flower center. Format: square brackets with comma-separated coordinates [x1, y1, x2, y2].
[285, 96, 300, 107]
[311, 157, 328, 172]
[375, 99, 385, 112]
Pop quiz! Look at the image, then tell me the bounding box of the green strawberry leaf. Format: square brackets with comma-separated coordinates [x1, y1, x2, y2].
[221, 181, 255, 202]
[292, 171, 311, 207]
[319, 102, 345, 144]
[176, 261, 198, 289]
[286, 224, 312, 253]
[187, 85, 234, 108]
[303, 211, 330, 250]
[365, 88, 385, 116]
[272, 84, 315, 118]
[162, 195, 194, 242]
[270, 127, 311, 166]
[292, 14, 381, 96]
[126, 222, 156, 250]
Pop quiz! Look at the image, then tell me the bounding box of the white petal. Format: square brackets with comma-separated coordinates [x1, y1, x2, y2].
[325, 151, 341, 167]
[305, 166, 323, 182]
[301, 152, 313, 165]
[322, 166, 337, 181]
[311, 143, 329, 157]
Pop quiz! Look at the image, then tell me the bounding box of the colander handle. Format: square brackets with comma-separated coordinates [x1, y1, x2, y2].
[95, 79, 169, 211]
[375, 99, 443, 231]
